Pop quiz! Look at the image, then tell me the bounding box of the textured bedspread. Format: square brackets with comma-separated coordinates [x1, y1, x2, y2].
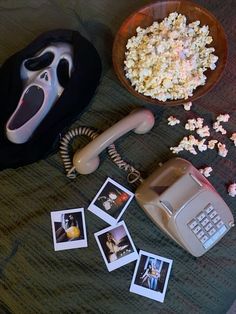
[0, 0, 235, 313]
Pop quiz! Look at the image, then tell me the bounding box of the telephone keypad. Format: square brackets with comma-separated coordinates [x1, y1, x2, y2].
[188, 203, 227, 249]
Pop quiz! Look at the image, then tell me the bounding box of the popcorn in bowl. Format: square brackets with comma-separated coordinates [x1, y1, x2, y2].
[124, 12, 218, 101]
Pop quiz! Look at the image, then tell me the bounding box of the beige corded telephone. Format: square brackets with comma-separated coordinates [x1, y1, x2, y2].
[60, 108, 234, 257]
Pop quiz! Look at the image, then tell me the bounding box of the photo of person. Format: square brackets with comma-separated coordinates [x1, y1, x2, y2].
[88, 177, 134, 225]
[51, 208, 87, 251]
[130, 250, 173, 303]
[94, 182, 130, 214]
[55, 212, 84, 243]
[100, 226, 132, 263]
[94, 221, 138, 272]
[105, 231, 129, 262]
[136, 257, 164, 291]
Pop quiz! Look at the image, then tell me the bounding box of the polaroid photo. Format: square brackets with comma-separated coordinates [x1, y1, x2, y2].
[130, 250, 173, 303]
[51, 208, 87, 251]
[94, 221, 138, 272]
[88, 177, 134, 225]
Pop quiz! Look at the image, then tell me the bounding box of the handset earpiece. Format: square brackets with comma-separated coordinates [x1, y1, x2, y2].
[72, 108, 155, 174]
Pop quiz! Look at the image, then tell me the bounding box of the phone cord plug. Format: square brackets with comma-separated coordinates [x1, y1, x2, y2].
[59, 127, 100, 179]
[107, 143, 144, 186]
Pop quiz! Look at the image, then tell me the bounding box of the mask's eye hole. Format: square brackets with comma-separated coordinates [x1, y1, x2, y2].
[57, 58, 71, 88]
[24, 51, 54, 71]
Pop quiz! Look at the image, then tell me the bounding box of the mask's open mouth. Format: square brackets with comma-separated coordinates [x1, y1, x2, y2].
[8, 85, 45, 130]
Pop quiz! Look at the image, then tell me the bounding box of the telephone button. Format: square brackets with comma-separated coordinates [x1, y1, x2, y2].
[201, 218, 209, 227]
[209, 210, 217, 219]
[188, 220, 198, 229]
[216, 225, 227, 237]
[216, 220, 224, 229]
[203, 225, 227, 249]
[193, 225, 201, 234]
[205, 204, 214, 214]
[200, 235, 208, 244]
[196, 230, 205, 239]
[210, 225, 227, 243]
[208, 227, 216, 236]
[197, 212, 205, 222]
[203, 238, 213, 249]
[205, 223, 213, 232]
[212, 215, 221, 224]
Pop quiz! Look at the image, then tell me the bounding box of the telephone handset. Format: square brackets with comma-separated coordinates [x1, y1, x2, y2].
[72, 108, 155, 174]
[60, 108, 234, 257]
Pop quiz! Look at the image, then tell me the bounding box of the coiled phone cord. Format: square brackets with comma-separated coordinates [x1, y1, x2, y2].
[107, 144, 143, 185]
[60, 127, 99, 179]
[60, 127, 143, 184]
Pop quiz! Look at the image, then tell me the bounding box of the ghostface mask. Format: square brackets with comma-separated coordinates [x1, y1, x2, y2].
[6, 42, 74, 144]
[0, 29, 101, 170]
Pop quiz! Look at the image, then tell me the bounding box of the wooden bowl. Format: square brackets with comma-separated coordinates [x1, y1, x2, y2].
[112, 0, 227, 106]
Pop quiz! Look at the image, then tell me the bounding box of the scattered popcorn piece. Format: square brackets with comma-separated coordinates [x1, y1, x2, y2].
[195, 118, 204, 129]
[216, 113, 230, 123]
[179, 136, 192, 150]
[185, 119, 197, 131]
[230, 133, 236, 146]
[187, 135, 199, 146]
[196, 125, 210, 138]
[170, 146, 184, 154]
[197, 139, 208, 151]
[228, 183, 236, 197]
[167, 116, 180, 126]
[213, 121, 219, 129]
[213, 114, 229, 134]
[183, 102, 192, 111]
[217, 142, 228, 157]
[172, 137, 229, 156]
[199, 166, 213, 177]
[189, 147, 198, 155]
[208, 139, 218, 149]
[213, 121, 227, 134]
[185, 118, 204, 131]
[170, 135, 199, 155]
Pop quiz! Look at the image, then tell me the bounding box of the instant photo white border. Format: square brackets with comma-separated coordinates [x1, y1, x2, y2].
[51, 208, 88, 251]
[130, 250, 173, 303]
[94, 221, 138, 272]
[88, 177, 134, 225]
